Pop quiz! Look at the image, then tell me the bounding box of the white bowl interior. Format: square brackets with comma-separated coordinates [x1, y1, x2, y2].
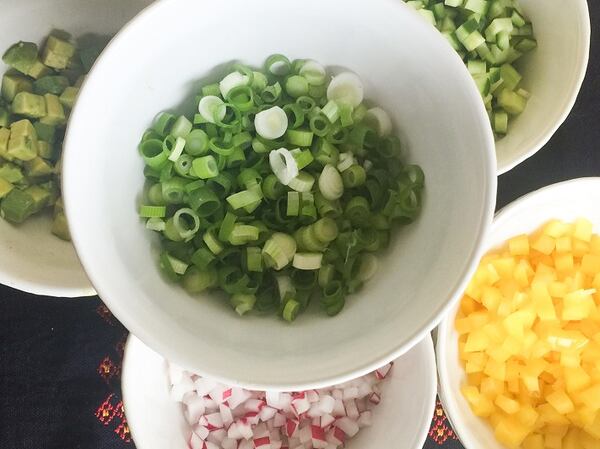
[495, 0, 590, 174]
[0, 0, 152, 297]
[437, 177, 600, 449]
[122, 335, 437, 449]
[63, 0, 496, 389]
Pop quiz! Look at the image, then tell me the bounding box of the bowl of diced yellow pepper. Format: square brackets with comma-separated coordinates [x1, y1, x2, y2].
[437, 177, 600, 449]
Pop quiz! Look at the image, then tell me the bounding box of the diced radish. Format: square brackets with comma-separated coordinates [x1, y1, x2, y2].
[327, 427, 345, 445]
[298, 425, 312, 443]
[194, 378, 218, 397]
[279, 393, 292, 411]
[243, 412, 260, 426]
[186, 396, 206, 425]
[238, 420, 254, 440]
[286, 418, 299, 438]
[291, 397, 310, 416]
[368, 393, 381, 405]
[357, 381, 372, 398]
[311, 425, 327, 448]
[344, 400, 359, 420]
[357, 410, 373, 428]
[317, 396, 335, 414]
[331, 400, 345, 418]
[374, 362, 393, 380]
[171, 376, 195, 402]
[183, 391, 199, 405]
[331, 390, 343, 400]
[209, 386, 230, 405]
[221, 437, 238, 449]
[324, 444, 337, 449]
[273, 413, 286, 428]
[245, 399, 266, 413]
[320, 414, 335, 428]
[200, 412, 223, 430]
[254, 423, 269, 438]
[270, 429, 281, 441]
[204, 398, 218, 412]
[193, 424, 210, 440]
[306, 390, 319, 403]
[307, 404, 322, 418]
[229, 388, 253, 409]
[220, 404, 234, 428]
[335, 417, 359, 437]
[239, 440, 253, 449]
[356, 398, 368, 413]
[254, 436, 271, 448]
[207, 429, 226, 444]
[266, 391, 282, 409]
[189, 432, 204, 449]
[271, 441, 282, 449]
[227, 423, 242, 440]
[259, 406, 277, 422]
[288, 437, 301, 448]
[342, 387, 359, 400]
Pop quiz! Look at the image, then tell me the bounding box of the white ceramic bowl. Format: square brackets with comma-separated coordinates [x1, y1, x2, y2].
[0, 0, 152, 297]
[63, 0, 496, 389]
[437, 177, 600, 449]
[122, 334, 437, 449]
[494, 0, 590, 174]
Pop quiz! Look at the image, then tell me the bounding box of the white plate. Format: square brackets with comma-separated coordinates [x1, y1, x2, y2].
[122, 334, 437, 449]
[437, 177, 600, 448]
[0, 0, 152, 297]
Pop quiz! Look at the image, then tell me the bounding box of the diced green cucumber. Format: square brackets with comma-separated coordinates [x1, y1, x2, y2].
[41, 94, 66, 126]
[27, 59, 52, 80]
[0, 188, 36, 223]
[24, 156, 54, 178]
[2, 41, 38, 75]
[59, 86, 79, 109]
[41, 35, 76, 70]
[79, 45, 103, 73]
[33, 121, 56, 144]
[1, 74, 33, 102]
[493, 110, 508, 134]
[0, 127, 10, 160]
[8, 119, 38, 161]
[445, 0, 463, 6]
[500, 63, 522, 90]
[0, 108, 8, 128]
[498, 89, 527, 114]
[0, 163, 24, 184]
[463, 0, 489, 15]
[12, 92, 46, 118]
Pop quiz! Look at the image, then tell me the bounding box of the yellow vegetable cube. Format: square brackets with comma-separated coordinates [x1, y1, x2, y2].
[555, 236, 572, 253]
[465, 352, 487, 373]
[461, 385, 494, 417]
[480, 376, 504, 398]
[517, 405, 540, 428]
[580, 384, 600, 411]
[582, 254, 600, 276]
[484, 358, 506, 381]
[537, 403, 571, 426]
[483, 322, 505, 344]
[481, 286, 502, 312]
[573, 238, 591, 257]
[532, 234, 556, 255]
[523, 433, 545, 449]
[495, 416, 530, 448]
[564, 366, 592, 393]
[561, 428, 581, 449]
[549, 281, 569, 298]
[492, 257, 516, 278]
[562, 290, 595, 321]
[464, 329, 490, 352]
[509, 234, 530, 256]
[546, 389, 575, 414]
[555, 253, 575, 272]
[574, 218, 593, 242]
[544, 433, 563, 449]
[584, 411, 600, 439]
[590, 235, 600, 255]
[455, 317, 472, 334]
[495, 394, 520, 414]
[532, 281, 557, 320]
[514, 259, 534, 287]
[544, 220, 572, 238]
[581, 430, 600, 449]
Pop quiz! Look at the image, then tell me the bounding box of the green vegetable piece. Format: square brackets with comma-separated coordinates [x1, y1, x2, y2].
[33, 121, 56, 144]
[8, 119, 38, 161]
[33, 75, 70, 95]
[27, 59, 52, 80]
[41, 35, 76, 70]
[74, 76, 85, 88]
[24, 156, 53, 178]
[498, 89, 528, 115]
[42, 94, 66, 125]
[0, 127, 10, 160]
[12, 92, 46, 118]
[2, 41, 38, 75]
[1, 74, 33, 102]
[493, 110, 508, 134]
[24, 185, 51, 212]
[444, 0, 463, 6]
[37, 140, 58, 161]
[500, 63, 522, 91]
[0, 163, 24, 184]
[0, 188, 35, 223]
[79, 45, 103, 73]
[52, 211, 71, 240]
[0, 108, 9, 128]
[0, 177, 13, 198]
[59, 86, 79, 109]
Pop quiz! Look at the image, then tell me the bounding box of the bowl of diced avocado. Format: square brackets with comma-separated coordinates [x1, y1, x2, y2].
[0, 0, 152, 297]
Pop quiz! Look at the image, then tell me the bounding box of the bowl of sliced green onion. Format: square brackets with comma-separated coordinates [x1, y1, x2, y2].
[63, 0, 496, 389]
[0, 0, 152, 297]
[404, 0, 590, 174]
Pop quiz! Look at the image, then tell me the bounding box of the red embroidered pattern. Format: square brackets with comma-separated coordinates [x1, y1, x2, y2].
[98, 356, 121, 383]
[95, 393, 131, 443]
[96, 303, 116, 326]
[428, 398, 459, 445]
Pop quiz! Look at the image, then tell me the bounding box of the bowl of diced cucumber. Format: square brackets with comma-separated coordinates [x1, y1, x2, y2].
[404, 0, 590, 174]
[0, 0, 152, 297]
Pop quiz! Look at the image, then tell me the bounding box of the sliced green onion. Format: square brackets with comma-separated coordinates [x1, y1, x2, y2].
[282, 103, 305, 129]
[245, 247, 263, 272]
[168, 136, 187, 162]
[226, 188, 262, 210]
[139, 205, 166, 218]
[255, 106, 288, 140]
[191, 247, 216, 270]
[230, 293, 257, 316]
[339, 104, 354, 128]
[174, 154, 194, 177]
[170, 115, 193, 138]
[287, 191, 300, 216]
[229, 224, 259, 245]
[345, 196, 370, 227]
[153, 112, 175, 136]
[218, 211, 237, 241]
[269, 148, 298, 185]
[265, 54, 291, 76]
[206, 173, 234, 198]
[337, 152, 355, 172]
[198, 95, 226, 124]
[173, 208, 200, 240]
[161, 177, 187, 204]
[192, 155, 219, 179]
[358, 253, 378, 282]
[285, 75, 309, 98]
[146, 217, 165, 231]
[282, 299, 300, 322]
[327, 72, 364, 107]
[295, 96, 316, 112]
[183, 266, 217, 293]
[313, 217, 338, 242]
[286, 129, 314, 147]
[203, 230, 223, 255]
[185, 129, 209, 156]
[262, 232, 296, 270]
[363, 107, 392, 137]
[318, 164, 344, 200]
[201, 83, 221, 97]
[309, 114, 331, 137]
[188, 186, 220, 217]
[262, 174, 286, 200]
[140, 139, 169, 169]
[342, 164, 366, 188]
[321, 100, 340, 124]
[298, 60, 326, 86]
[313, 139, 339, 166]
[292, 252, 323, 270]
[288, 171, 315, 193]
[219, 71, 250, 98]
[291, 148, 314, 170]
[261, 82, 282, 103]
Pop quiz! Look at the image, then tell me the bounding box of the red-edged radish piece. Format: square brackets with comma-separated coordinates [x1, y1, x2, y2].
[326, 426, 345, 446]
[259, 406, 277, 422]
[368, 392, 381, 405]
[239, 440, 253, 449]
[307, 404, 322, 418]
[228, 388, 252, 410]
[273, 413, 286, 428]
[227, 423, 242, 440]
[357, 410, 373, 428]
[193, 424, 210, 440]
[189, 431, 204, 449]
[335, 417, 359, 437]
[331, 400, 345, 418]
[219, 404, 234, 428]
[342, 387, 359, 401]
[291, 397, 310, 416]
[186, 396, 206, 425]
[221, 437, 237, 449]
[285, 418, 299, 438]
[238, 420, 254, 440]
[317, 396, 335, 414]
[253, 435, 271, 448]
[298, 424, 312, 443]
[311, 425, 327, 448]
[194, 378, 218, 397]
[266, 391, 282, 409]
[243, 412, 260, 426]
[344, 400, 359, 420]
[270, 441, 282, 449]
[207, 429, 226, 444]
[171, 376, 195, 402]
[331, 390, 343, 400]
[306, 390, 319, 403]
[320, 414, 335, 428]
[245, 399, 266, 413]
[209, 386, 230, 405]
[374, 362, 393, 380]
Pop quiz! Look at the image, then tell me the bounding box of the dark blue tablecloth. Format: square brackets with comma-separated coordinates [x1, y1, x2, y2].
[1, 1, 599, 448]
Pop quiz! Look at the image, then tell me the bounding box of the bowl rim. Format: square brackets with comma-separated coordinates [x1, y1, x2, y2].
[63, 0, 497, 390]
[436, 176, 600, 448]
[121, 333, 438, 449]
[496, 0, 591, 175]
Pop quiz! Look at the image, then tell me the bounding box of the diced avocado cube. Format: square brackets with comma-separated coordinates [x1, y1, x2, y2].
[27, 59, 52, 80]
[0, 163, 24, 184]
[79, 45, 103, 73]
[37, 140, 59, 161]
[42, 94, 66, 125]
[24, 156, 53, 178]
[33, 75, 70, 95]
[24, 185, 51, 212]
[40, 180, 59, 205]
[8, 119, 38, 161]
[12, 92, 46, 118]
[52, 211, 70, 240]
[0, 188, 36, 223]
[0, 177, 13, 199]
[2, 41, 38, 75]
[0, 127, 10, 159]
[2, 74, 33, 102]
[0, 108, 8, 128]
[59, 86, 79, 109]
[33, 121, 56, 143]
[41, 35, 75, 70]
